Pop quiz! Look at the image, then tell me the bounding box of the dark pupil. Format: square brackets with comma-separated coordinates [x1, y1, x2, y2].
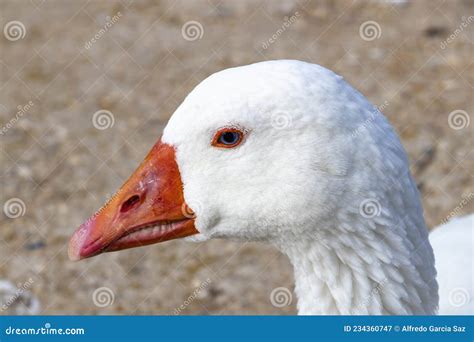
[220, 132, 239, 145]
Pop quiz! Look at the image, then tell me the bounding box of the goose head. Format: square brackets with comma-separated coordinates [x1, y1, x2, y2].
[69, 60, 438, 314]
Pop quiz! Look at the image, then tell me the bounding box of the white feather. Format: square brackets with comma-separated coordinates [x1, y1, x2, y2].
[430, 214, 473, 315]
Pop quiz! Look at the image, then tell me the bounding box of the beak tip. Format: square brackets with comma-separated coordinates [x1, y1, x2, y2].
[68, 250, 81, 261]
[68, 222, 91, 261]
[68, 234, 83, 261]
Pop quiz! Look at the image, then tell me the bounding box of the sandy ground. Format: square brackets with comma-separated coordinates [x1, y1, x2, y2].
[0, 0, 472, 315]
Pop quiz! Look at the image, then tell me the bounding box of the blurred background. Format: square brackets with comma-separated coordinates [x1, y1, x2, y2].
[0, 0, 472, 315]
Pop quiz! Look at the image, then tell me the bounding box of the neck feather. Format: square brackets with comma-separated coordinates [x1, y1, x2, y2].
[278, 200, 438, 315]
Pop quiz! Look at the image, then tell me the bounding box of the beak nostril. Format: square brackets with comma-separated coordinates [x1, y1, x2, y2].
[120, 195, 141, 213]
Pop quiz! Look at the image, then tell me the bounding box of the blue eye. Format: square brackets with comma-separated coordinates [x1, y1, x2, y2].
[212, 128, 244, 148]
[219, 131, 240, 145]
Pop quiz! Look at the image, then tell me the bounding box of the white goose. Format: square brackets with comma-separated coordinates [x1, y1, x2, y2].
[69, 60, 473, 315]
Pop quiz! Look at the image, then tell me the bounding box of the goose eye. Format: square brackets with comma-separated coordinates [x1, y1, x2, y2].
[220, 132, 240, 145]
[212, 128, 244, 148]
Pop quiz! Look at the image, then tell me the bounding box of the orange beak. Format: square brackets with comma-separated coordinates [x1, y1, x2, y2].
[68, 139, 198, 261]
